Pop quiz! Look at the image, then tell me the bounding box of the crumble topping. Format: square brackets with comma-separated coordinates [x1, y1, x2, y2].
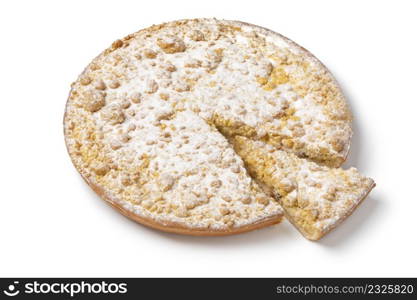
[64, 19, 371, 234]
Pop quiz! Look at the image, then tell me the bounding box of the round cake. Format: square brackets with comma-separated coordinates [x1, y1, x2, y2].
[64, 19, 354, 236]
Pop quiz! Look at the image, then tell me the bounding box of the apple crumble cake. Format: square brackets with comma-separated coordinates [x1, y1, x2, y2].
[64, 18, 374, 238]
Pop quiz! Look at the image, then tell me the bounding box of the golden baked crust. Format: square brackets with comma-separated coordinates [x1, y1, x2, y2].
[64, 18, 365, 236]
[85, 175, 282, 236]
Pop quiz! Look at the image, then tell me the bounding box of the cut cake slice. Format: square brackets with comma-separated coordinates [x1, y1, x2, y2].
[232, 136, 375, 240]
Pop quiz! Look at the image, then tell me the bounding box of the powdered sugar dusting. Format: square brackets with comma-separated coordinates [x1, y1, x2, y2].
[64, 19, 357, 232]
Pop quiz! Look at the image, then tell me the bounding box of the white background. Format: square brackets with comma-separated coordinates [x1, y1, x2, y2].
[0, 0, 416, 277]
